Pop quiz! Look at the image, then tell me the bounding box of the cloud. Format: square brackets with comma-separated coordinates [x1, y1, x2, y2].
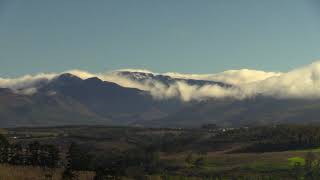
[148, 81, 242, 101]
[2, 61, 320, 101]
[0, 73, 57, 94]
[69, 61, 320, 101]
[67, 69, 249, 101]
[115, 69, 154, 74]
[245, 62, 320, 99]
[164, 69, 282, 85]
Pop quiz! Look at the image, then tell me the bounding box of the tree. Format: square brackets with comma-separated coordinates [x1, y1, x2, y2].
[39, 145, 59, 168]
[304, 151, 317, 180]
[185, 153, 194, 166]
[292, 162, 304, 180]
[62, 143, 78, 180]
[305, 151, 317, 171]
[143, 146, 160, 174]
[94, 151, 125, 180]
[9, 144, 24, 165]
[28, 141, 41, 165]
[0, 134, 9, 163]
[193, 157, 205, 169]
[312, 159, 320, 179]
[67, 142, 92, 170]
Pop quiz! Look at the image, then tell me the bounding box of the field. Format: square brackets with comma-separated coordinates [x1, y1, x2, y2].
[0, 164, 94, 180]
[0, 150, 314, 179]
[1, 125, 320, 179]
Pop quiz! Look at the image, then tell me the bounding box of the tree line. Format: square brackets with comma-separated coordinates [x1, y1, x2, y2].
[212, 124, 320, 153]
[0, 136, 59, 167]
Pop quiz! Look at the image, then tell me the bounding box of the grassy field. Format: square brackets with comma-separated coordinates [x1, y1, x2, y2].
[0, 149, 316, 179]
[0, 149, 312, 180]
[160, 148, 318, 177]
[0, 164, 95, 180]
[3, 125, 320, 179]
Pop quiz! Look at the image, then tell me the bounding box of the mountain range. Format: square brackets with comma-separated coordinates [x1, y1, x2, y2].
[1, 70, 320, 128]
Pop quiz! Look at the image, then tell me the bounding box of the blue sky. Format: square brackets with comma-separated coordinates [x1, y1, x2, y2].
[0, 0, 320, 77]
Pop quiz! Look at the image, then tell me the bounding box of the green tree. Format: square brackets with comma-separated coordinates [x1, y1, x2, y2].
[39, 144, 59, 168]
[0, 134, 9, 163]
[305, 151, 316, 171]
[28, 141, 41, 165]
[62, 143, 78, 180]
[143, 146, 160, 174]
[304, 151, 317, 180]
[185, 153, 194, 166]
[193, 157, 205, 169]
[292, 162, 304, 180]
[94, 151, 125, 180]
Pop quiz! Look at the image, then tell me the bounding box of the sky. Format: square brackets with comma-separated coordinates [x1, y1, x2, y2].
[0, 0, 320, 77]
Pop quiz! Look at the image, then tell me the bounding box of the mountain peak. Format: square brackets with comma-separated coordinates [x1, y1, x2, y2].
[54, 73, 82, 82]
[84, 77, 103, 83]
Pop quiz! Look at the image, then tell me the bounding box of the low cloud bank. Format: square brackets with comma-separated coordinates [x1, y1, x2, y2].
[164, 69, 282, 85]
[245, 62, 320, 99]
[1, 62, 320, 101]
[0, 73, 56, 94]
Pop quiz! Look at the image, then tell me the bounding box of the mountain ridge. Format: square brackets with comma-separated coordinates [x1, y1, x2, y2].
[2, 71, 320, 128]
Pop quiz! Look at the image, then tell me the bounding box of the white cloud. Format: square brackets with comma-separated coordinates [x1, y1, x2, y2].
[2, 61, 320, 101]
[115, 69, 154, 74]
[164, 69, 282, 85]
[244, 61, 320, 99]
[0, 73, 56, 94]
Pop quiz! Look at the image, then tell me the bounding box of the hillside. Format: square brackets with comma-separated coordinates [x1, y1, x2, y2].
[3, 72, 320, 128]
[145, 97, 320, 127]
[0, 74, 183, 127]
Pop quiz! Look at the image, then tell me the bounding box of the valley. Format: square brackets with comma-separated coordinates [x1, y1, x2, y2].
[0, 124, 320, 179]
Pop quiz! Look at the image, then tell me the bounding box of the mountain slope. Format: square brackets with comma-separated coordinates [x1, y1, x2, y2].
[38, 73, 183, 123]
[3, 73, 320, 128]
[0, 88, 110, 127]
[143, 97, 320, 127]
[0, 74, 184, 127]
[116, 71, 231, 87]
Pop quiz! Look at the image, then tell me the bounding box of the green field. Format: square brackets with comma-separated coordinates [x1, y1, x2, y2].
[2, 125, 320, 179]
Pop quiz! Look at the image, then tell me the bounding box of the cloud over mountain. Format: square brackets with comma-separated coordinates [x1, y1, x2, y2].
[245, 62, 320, 99]
[164, 69, 281, 85]
[1, 61, 320, 101]
[0, 73, 56, 94]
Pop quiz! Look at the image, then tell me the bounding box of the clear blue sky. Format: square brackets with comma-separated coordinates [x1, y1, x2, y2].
[0, 0, 320, 77]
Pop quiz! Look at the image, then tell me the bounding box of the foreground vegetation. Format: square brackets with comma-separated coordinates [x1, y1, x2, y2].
[1, 124, 320, 179]
[0, 164, 94, 180]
